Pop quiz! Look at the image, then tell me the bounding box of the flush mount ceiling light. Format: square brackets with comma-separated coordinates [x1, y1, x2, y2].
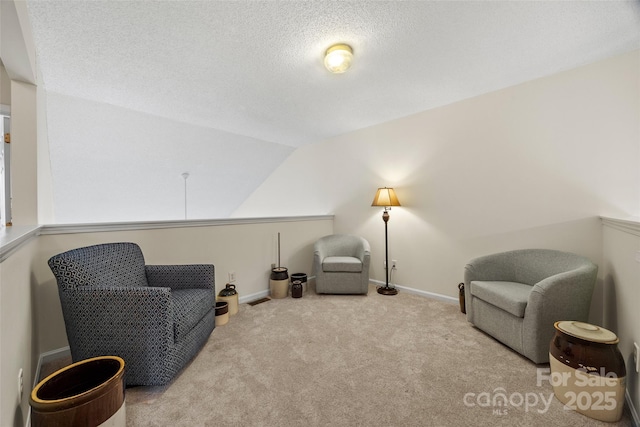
[324, 44, 353, 74]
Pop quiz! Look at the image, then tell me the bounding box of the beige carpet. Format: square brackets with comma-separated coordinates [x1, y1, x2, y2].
[126, 284, 633, 426]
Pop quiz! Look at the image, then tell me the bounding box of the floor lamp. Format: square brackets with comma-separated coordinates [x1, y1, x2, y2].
[371, 187, 401, 295]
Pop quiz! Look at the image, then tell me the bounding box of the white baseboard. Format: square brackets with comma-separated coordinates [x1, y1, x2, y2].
[627, 389, 639, 427]
[239, 289, 270, 304]
[369, 279, 458, 305]
[30, 346, 72, 427]
[33, 346, 71, 388]
[240, 280, 458, 306]
[238, 275, 317, 304]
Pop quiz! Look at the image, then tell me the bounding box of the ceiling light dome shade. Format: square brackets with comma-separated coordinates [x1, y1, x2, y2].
[324, 44, 353, 73]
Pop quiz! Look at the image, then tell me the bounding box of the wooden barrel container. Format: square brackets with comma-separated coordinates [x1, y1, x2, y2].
[549, 321, 626, 422]
[30, 356, 126, 427]
[270, 267, 289, 298]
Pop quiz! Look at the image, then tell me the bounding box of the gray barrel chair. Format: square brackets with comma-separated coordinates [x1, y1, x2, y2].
[313, 234, 371, 294]
[48, 242, 216, 386]
[464, 249, 598, 363]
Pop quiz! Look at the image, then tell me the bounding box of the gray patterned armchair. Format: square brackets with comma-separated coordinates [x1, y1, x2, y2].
[48, 242, 216, 386]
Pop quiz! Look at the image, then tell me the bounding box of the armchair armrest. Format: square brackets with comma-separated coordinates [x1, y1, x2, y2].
[59, 286, 174, 356]
[523, 265, 597, 361]
[358, 247, 371, 272]
[145, 264, 215, 290]
[312, 251, 322, 276]
[528, 265, 597, 318]
[313, 243, 326, 262]
[313, 242, 326, 277]
[355, 238, 371, 262]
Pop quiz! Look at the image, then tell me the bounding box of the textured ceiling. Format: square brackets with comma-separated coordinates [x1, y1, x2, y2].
[27, 1, 640, 147]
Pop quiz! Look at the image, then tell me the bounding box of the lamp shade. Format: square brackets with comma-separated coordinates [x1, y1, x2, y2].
[371, 187, 401, 207]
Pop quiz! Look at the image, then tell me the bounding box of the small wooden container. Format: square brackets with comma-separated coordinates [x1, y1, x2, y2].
[215, 301, 229, 326]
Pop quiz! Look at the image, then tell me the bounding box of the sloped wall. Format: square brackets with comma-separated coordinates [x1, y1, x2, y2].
[234, 50, 640, 307]
[44, 92, 295, 223]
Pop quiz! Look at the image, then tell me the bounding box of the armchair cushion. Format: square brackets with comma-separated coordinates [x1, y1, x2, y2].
[469, 281, 531, 318]
[323, 256, 363, 272]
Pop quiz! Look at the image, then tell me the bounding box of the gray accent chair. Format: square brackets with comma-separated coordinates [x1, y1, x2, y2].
[313, 234, 371, 294]
[48, 242, 216, 386]
[464, 249, 597, 364]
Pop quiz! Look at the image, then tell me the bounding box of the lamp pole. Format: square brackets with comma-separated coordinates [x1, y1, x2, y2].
[378, 207, 398, 295]
[371, 187, 400, 296]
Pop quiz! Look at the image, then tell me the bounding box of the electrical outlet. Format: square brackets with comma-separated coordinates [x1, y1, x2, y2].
[635, 251, 640, 263]
[392, 259, 398, 269]
[228, 271, 236, 283]
[634, 342, 639, 373]
[271, 263, 276, 269]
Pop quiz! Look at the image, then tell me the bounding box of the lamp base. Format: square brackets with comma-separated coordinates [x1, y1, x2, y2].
[377, 285, 398, 296]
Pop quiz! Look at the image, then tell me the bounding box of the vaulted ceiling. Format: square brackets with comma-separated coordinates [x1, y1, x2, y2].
[13, 0, 640, 223]
[26, 1, 640, 148]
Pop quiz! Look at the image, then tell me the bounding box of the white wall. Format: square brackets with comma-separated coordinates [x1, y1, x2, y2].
[0, 238, 38, 427]
[234, 50, 640, 310]
[0, 64, 10, 105]
[10, 80, 38, 226]
[36, 73, 54, 224]
[44, 92, 295, 223]
[602, 219, 640, 419]
[0, 3, 40, 425]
